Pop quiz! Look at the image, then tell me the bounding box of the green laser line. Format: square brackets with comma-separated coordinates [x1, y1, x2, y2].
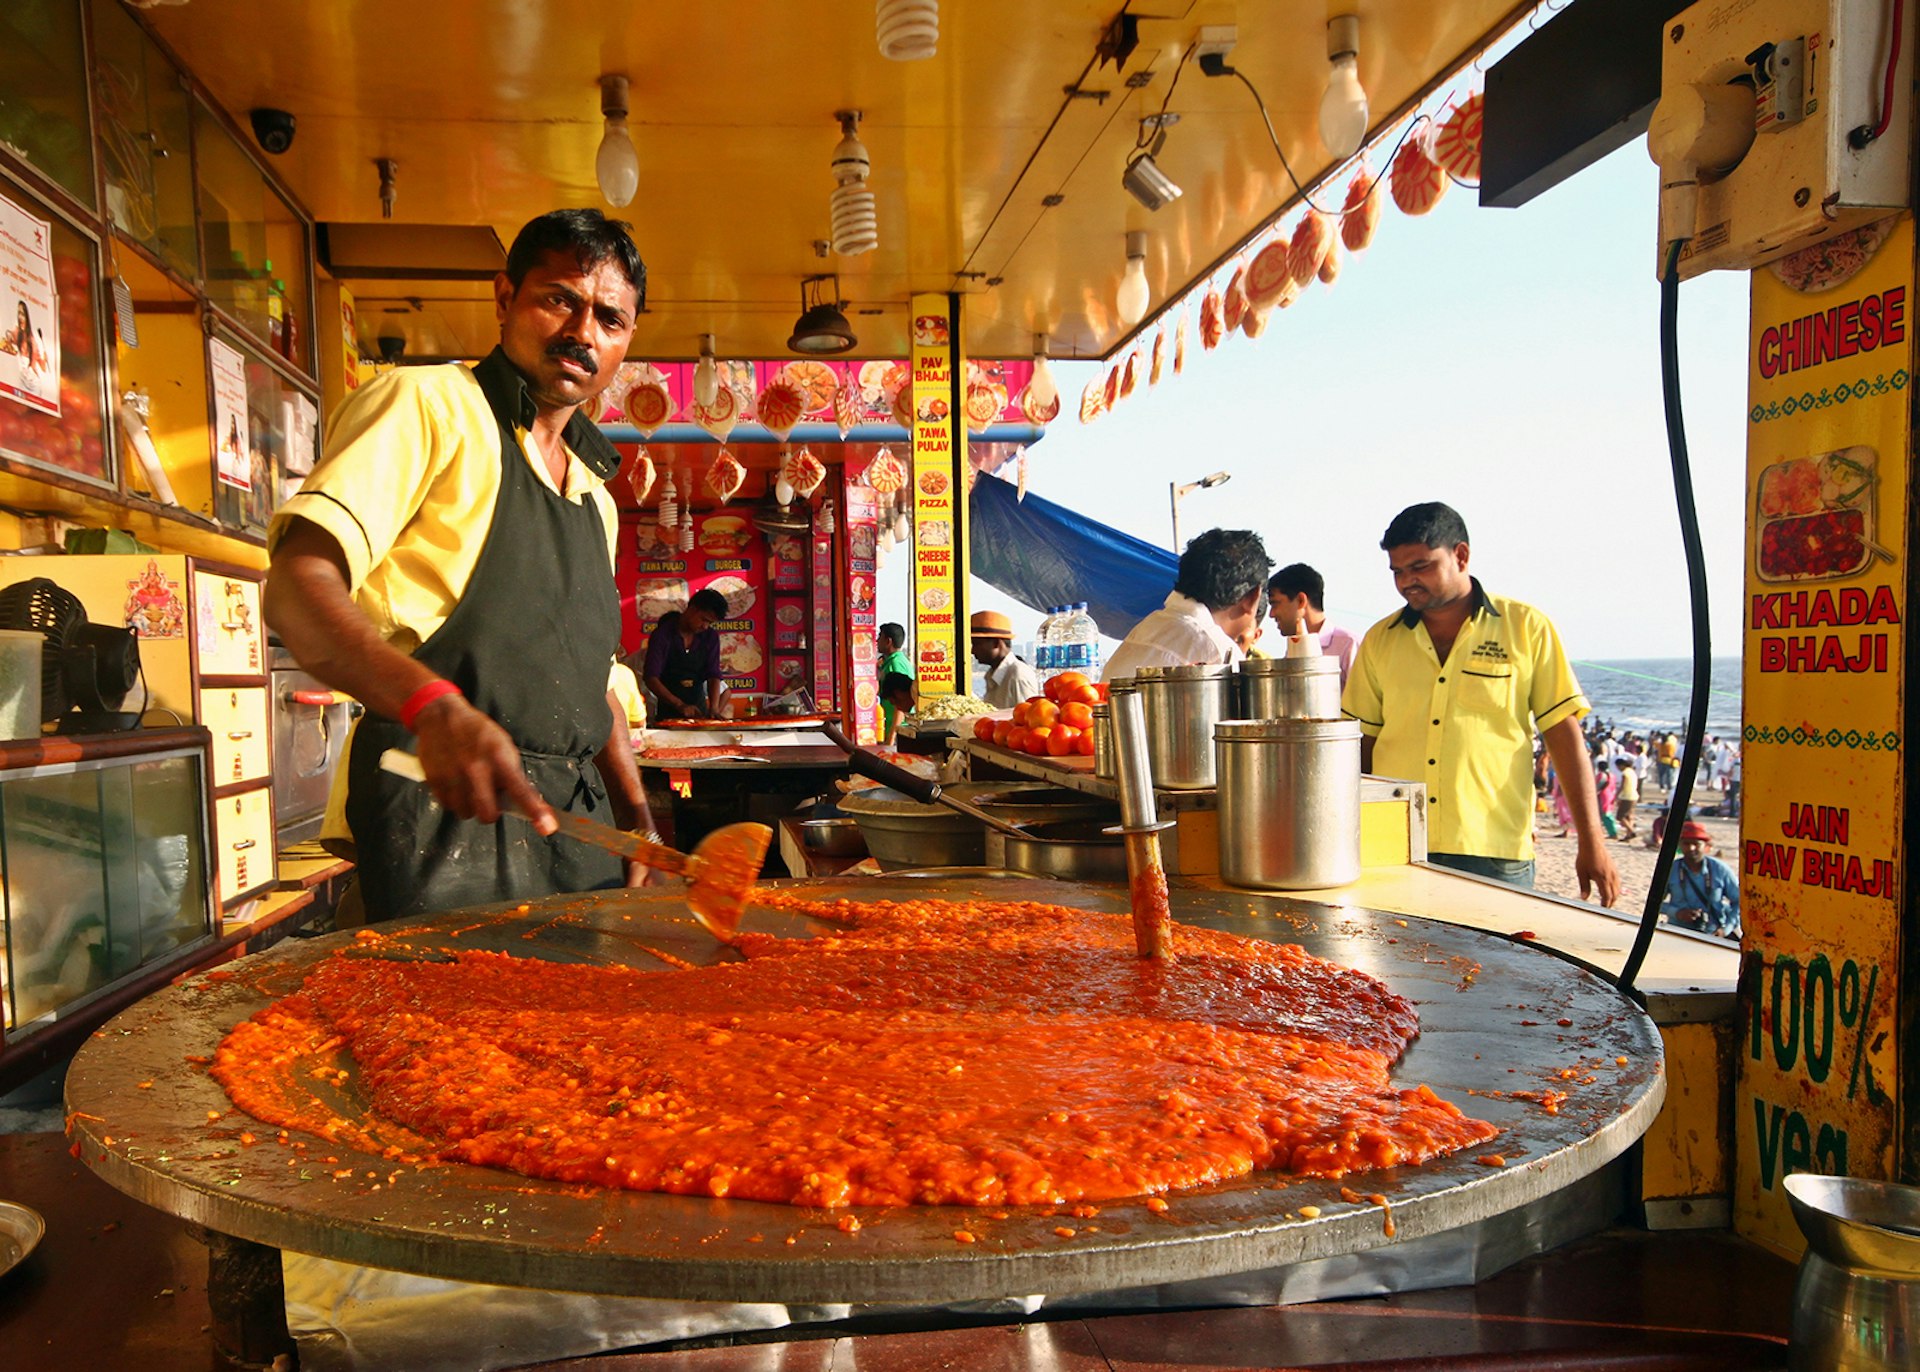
[1571, 658, 1741, 701]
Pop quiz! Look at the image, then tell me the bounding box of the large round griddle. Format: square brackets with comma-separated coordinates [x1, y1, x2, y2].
[64, 878, 1664, 1304]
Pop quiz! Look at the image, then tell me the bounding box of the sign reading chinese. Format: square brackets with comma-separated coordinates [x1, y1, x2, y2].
[1735, 214, 1910, 1256]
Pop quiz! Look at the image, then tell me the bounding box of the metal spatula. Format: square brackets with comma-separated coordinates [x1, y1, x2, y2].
[379, 749, 770, 939]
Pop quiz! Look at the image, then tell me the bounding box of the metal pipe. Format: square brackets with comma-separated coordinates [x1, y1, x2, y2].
[1109, 683, 1156, 828]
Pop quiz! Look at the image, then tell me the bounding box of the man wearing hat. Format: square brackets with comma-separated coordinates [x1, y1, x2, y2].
[971, 610, 1043, 707]
[1662, 821, 1740, 937]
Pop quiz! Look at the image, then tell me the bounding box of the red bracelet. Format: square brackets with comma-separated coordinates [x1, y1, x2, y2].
[399, 679, 464, 731]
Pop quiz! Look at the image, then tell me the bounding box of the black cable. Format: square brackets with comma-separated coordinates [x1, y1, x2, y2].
[1225, 64, 1430, 219]
[1614, 237, 1714, 997]
[1134, 45, 1196, 151]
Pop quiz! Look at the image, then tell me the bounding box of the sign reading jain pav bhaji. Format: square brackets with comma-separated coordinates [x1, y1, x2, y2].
[909, 292, 961, 697]
[1736, 214, 1910, 1256]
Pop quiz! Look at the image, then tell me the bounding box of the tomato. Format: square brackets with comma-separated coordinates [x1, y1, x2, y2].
[973, 716, 997, 741]
[993, 720, 1016, 748]
[1075, 727, 1097, 756]
[1026, 699, 1060, 729]
[1045, 725, 1078, 757]
[1060, 702, 1093, 730]
[1006, 725, 1030, 753]
[1066, 683, 1101, 706]
[1094, 682, 1110, 703]
[1045, 671, 1089, 703]
[1023, 726, 1053, 756]
[1012, 700, 1032, 727]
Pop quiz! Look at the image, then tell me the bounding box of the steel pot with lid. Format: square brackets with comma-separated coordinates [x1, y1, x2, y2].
[1131, 663, 1235, 789]
[1239, 654, 1341, 721]
[1215, 717, 1362, 889]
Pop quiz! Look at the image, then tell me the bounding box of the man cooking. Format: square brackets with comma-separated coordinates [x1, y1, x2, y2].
[970, 609, 1042, 707]
[264, 208, 656, 923]
[1103, 528, 1271, 681]
[1342, 502, 1619, 904]
[643, 586, 729, 720]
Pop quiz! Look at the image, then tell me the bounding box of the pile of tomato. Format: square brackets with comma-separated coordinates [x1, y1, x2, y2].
[972, 671, 1107, 757]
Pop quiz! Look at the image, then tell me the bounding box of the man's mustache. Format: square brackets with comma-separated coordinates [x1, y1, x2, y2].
[547, 341, 596, 371]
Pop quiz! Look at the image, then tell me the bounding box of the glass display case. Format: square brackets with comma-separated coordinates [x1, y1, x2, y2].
[0, 0, 94, 210]
[0, 171, 111, 486]
[193, 100, 312, 376]
[90, 0, 198, 281]
[0, 730, 215, 1037]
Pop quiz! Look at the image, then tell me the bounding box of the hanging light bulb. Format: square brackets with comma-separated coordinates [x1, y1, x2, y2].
[876, 0, 938, 60]
[1318, 16, 1370, 160]
[829, 111, 878, 257]
[693, 334, 719, 407]
[1115, 230, 1150, 327]
[775, 475, 796, 505]
[596, 75, 640, 208]
[1028, 333, 1058, 411]
[679, 497, 695, 552]
[657, 472, 678, 538]
[819, 498, 837, 535]
[894, 510, 911, 542]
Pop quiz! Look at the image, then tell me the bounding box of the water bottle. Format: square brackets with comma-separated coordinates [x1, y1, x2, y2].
[1070, 603, 1101, 677]
[1037, 606, 1061, 677]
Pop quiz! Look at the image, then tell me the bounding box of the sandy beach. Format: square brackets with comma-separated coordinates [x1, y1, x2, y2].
[1531, 786, 1741, 917]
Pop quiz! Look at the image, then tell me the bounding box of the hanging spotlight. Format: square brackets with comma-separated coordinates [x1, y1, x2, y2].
[596, 75, 640, 208]
[693, 334, 720, 407]
[1028, 333, 1058, 411]
[1122, 114, 1183, 211]
[1318, 15, 1370, 160]
[1115, 230, 1150, 327]
[788, 274, 858, 354]
[829, 110, 878, 256]
[876, 0, 938, 60]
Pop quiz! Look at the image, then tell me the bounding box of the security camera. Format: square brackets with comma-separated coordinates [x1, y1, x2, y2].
[249, 108, 296, 156]
[1123, 150, 1183, 211]
[376, 334, 406, 364]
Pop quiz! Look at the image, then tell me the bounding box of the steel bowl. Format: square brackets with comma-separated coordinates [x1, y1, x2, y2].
[1002, 818, 1130, 882]
[795, 818, 865, 857]
[0, 1200, 46, 1280]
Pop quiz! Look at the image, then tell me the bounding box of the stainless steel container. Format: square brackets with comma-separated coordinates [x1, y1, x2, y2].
[1091, 701, 1115, 779]
[1132, 663, 1234, 790]
[1215, 718, 1361, 889]
[1002, 818, 1129, 881]
[1786, 1173, 1920, 1371]
[975, 785, 1118, 867]
[1239, 654, 1341, 721]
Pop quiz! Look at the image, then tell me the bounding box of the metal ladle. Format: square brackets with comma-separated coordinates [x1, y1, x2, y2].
[1105, 682, 1175, 958]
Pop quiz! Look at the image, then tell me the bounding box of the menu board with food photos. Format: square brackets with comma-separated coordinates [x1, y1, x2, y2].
[617, 508, 769, 698]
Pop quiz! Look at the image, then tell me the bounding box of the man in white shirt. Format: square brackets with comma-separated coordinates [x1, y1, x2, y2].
[971, 610, 1044, 707]
[1266, 563, 1359, 685]
[1103, 529, 1271, 681]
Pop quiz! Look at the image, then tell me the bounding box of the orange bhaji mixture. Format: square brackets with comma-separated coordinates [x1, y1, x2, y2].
[211, 896, 1496, 1207]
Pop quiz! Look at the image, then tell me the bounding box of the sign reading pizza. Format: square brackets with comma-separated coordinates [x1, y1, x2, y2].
[909, 292, 963, 697]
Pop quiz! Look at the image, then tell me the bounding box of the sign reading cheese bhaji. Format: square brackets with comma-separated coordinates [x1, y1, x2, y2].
[1735, 214, 1909, 1257]
[909, 292, 962, 697]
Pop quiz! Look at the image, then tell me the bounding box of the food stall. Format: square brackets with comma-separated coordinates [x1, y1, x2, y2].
[0, 0, 1910, 1368]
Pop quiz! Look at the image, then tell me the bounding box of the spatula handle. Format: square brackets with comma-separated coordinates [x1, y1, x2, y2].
[819, 721, 941, 804]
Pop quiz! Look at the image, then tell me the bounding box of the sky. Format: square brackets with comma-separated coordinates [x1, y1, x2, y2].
[880, 132, 1756, 663]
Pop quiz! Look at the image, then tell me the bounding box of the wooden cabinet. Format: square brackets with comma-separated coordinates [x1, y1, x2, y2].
[0, 554, 276, 910]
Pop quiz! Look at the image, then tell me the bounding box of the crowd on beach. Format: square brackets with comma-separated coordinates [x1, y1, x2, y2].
[1534, 717, 1743, 937]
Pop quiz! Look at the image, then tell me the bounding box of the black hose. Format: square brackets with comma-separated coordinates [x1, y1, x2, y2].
[1614, 239, 1715, 997]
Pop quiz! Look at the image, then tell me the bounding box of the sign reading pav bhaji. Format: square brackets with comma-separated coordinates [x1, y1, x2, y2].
[1736, 214, 1909, 1257]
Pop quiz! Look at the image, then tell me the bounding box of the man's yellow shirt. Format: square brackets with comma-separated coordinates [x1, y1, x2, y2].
[1341, 580, 1588, 861]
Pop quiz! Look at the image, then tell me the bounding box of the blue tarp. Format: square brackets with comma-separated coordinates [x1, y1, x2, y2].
[968, 473, 1175, 639]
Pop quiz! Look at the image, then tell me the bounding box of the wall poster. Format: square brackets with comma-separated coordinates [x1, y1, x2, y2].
[0, 191, 61, 417]
[208, 336, 251, 490]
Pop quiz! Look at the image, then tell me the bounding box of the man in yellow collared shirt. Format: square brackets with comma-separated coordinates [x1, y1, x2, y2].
[265, 208, 656, 922]
[1342, 502, 1619, 904]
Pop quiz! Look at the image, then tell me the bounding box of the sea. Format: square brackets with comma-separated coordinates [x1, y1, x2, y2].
[1572, 657, 1743, 739]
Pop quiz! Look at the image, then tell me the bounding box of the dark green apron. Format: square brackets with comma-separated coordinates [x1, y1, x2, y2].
[345, 349, 624, 922]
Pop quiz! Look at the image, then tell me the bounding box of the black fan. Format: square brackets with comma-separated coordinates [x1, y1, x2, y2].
[0, 576, 143, 733]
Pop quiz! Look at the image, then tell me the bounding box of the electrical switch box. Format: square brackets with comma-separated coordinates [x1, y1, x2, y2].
[1654, 0, 1913, 279]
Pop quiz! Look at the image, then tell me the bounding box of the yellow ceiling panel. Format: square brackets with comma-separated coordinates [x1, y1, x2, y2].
[136, 0, 1526, 361]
